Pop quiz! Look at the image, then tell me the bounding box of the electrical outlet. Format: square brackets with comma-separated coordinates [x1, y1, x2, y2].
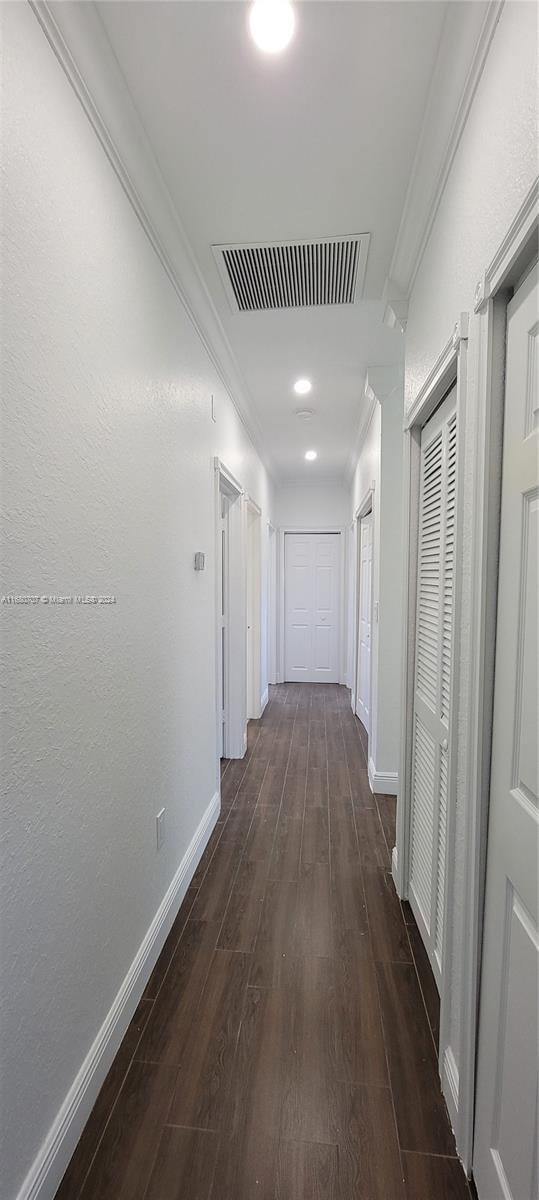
[156, 808, 165, 851]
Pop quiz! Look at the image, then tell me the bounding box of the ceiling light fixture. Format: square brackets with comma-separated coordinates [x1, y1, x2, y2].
[295, 408, 313, 419]
[249, 0, 295, 54]
[293, 377, 312, 395]
[305, 450, 317, 461]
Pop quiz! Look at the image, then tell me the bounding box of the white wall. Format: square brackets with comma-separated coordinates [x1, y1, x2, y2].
[274, 482, 349, 528]
[349, 393, 403, 787]
[402, 0, 537, 1149]
[376, 388, 403, 778]
[0, 6, 273, 1199]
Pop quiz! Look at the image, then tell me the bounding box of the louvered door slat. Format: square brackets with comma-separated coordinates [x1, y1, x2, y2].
[409, 385, 458, 992]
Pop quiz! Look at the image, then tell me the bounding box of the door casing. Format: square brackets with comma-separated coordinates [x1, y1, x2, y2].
[355, 507, 374, 734]
[395, 179, 539, 1172]
[277, 526, 346, 685]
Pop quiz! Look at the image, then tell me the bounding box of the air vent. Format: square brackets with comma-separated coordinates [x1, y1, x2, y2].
[212, 234, 370, 314]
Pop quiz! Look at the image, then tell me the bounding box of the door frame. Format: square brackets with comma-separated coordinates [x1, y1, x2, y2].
[460, 182, 539, 1174]
[267, 523, 277, 687]
[245, 496, 262, 720]
[277, 526, 346, 684]
[214, 458, 247, 765]
[394, 312, 469, 1136]
[395, 179, 538, 1173]
[353, 488, 375, 748]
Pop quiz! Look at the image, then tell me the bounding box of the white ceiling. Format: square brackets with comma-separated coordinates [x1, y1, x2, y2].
[98, 0, 448, 482]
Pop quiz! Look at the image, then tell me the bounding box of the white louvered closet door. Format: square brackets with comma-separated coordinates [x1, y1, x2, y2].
[409, 385, 457, 989]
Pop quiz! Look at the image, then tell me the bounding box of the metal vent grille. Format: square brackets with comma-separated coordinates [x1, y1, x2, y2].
[212, 234, 370, 313]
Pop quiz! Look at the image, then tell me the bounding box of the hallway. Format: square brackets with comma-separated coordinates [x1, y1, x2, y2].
[56, 685, 469, 1200]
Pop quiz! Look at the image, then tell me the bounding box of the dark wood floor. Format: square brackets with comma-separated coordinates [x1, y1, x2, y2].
[56, 684, 471, 1200]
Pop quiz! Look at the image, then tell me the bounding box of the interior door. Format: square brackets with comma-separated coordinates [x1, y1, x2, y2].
[356, 513, 373, 732]
[473, 263, 538, 1200]
[284, 533, 340, 683]
[408, 384, 457, 989]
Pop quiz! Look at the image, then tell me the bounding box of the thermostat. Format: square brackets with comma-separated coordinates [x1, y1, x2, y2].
[194, 552, 205, 571]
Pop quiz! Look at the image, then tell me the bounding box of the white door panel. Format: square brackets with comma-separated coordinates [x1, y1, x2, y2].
[356, 514, 373, 732]
[409, 384, 457, 987]
[285, 533, 340, 683]
[473, 263, 539, 1200]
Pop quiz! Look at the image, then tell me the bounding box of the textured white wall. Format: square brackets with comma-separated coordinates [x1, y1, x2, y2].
[376, 389, 403, 776]
[349, 395, 403, 781]
[0, 6, 273, 1199]
[274, 482, 349, 528]
[403, 0, 537, 1122]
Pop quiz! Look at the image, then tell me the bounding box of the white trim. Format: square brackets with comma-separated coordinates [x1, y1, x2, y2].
[391, 845, 399, 888]
[396, 314, 469, 1139]
[368, 758, 399, 797]
[352, 491, 375, 765]
[16, 791, 220, 1200]
[346, 367, 400, 483]
[213, 456, 244, 500]
[387, 1, 504, 298]
[457, 181, 539, 1173]
[277, 527, 345, 685]
[29, 1, 275, 484]
[345, 391, 378, 483]
[215, 461, 246, 760]
[267, 525, 277, 687]
[260, 686, 269, 714]
[474, 176, 539, 311]
[405, 313, 469, 429]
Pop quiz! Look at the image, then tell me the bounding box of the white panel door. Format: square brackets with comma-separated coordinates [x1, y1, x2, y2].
[356, 514, 373, 732]
[473, 263, 538, 1200]
[409, 384, 457, 988]
[285, 533, 340, 683]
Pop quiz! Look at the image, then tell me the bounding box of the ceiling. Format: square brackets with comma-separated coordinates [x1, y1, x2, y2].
[98, 0, 449, 483]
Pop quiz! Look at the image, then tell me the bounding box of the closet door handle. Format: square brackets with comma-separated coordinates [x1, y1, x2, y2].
[441, 738, 448, 752]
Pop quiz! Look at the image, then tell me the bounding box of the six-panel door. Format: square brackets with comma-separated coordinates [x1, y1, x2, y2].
[284, 533, 340, 683]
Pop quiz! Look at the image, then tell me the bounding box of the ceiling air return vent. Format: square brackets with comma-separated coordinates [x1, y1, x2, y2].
[212, 234, 370, 314]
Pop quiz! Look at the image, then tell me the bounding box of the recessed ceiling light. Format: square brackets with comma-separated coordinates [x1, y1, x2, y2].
[294, 378, 312, 395]
[295, 408, 313, 419]
[249, 1, 295, 55]
[305, 450, 317, 461]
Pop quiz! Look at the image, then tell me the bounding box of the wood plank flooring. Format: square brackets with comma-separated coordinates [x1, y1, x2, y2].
[55, 684, 471, 1200]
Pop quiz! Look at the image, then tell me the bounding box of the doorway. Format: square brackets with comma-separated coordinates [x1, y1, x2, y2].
[283, 532, 341, 683]
[215, 459, 246, 761]
[246, 500, 262, 720]
[355, 511, 373, 733]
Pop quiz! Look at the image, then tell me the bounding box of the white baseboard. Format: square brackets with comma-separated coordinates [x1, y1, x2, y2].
[17, 791, 220, 1200]
[391, 845, 399, 886]
[260, 687, 269, 714]
[368, 756, 399, 796]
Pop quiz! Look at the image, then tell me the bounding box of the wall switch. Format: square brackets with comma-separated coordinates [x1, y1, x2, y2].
[156, 808, 165, 850]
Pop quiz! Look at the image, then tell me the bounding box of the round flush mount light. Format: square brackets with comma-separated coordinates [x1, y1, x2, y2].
[293, 377, 312, 395]
[249, 1, 296, 54]
[305, 450, 317, 461]
[295, 408, 314, 419]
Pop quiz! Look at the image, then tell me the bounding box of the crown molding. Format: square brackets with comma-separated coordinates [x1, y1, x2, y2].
[364, 366, 402, 406]
[386, 0, 504, 308]
[381, 279, 408, 334]
[29, 0, 276, 483]
[345, 365, 402, 484]
[474, 176, 539, 311]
